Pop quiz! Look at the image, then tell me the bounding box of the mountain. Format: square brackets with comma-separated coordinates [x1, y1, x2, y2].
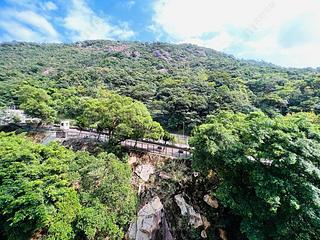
[1, 40, 319, 131]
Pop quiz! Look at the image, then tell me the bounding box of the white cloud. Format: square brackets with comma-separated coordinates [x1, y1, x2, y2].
[238, 36, 320, 68]
[12, 10, 58, 37]
[4, 0, 37, 9]
[0, 21, 40, 42]
[152, 0, 320, 67]
[180, 32, 234, 52]
[42, 1, 58, 11]
[63, 0, 135, 41]
[0, 9, 59, 42]
[5, 0, 57, 11]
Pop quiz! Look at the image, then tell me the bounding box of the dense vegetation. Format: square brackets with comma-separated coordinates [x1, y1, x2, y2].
[1, 40, 320, 240]
[1, 40, 319, 132]
[190, 112, 320, 240]
[0, 132, 136, 240]
[13, 84, 165, 145]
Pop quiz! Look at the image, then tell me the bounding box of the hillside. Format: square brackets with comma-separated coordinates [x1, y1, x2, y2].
[1, 40, 320, 240]
[1, 40, 320, 132]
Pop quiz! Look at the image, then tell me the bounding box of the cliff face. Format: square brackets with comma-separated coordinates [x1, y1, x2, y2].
[127, 152, 244, 240]
[51, 134, 241, 239]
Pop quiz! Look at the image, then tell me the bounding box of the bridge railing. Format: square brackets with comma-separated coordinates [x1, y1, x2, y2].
[64, 131, 191, 159]
[122, 139, 191, 159]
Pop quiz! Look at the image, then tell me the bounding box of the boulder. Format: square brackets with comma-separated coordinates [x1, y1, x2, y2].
[158, 171, 172, 180]
[158, 68, 168, 74]
[202, 216, 211, 230]
[203, 194, 219, 208]
[132, 51, 141, 58]
[127, 196, 163, 240]
[201, 230, 207, 238]
[193, 172, 200, 177]
[135, 164, 155, 182]
[129, 155, 137, 165]
[174, 194, 203, 228]
[218, 229, 228, 240]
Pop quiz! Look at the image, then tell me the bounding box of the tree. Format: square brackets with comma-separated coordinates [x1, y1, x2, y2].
[0, 133, 136, 240]
[190, 111, 320, 240]
[51, 87, 85, 119]
[16, 84, 57, 123]
[0, 132, 80, 240]
[73, 152, 136, 239]
[77, 94, 164, 144]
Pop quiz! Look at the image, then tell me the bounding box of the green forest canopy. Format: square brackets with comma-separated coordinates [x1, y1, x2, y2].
[13, 84, 165, 144]
[1, 40, 320, 240]
[0, 132, 136, 240]
[190, 111, 320, 240]
[1, 40, 319, 132]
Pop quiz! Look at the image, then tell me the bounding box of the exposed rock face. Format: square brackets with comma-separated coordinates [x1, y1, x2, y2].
[218, 229, 228, 240]
[107, 44, 129, 53]
[196, 50, 207, 57]
[127, 196, 169, 240]
[42, 67, 54, 75]
[153, 50, 172, 61]
[158, 171, 171, 180]
[132, 51, 141, 58]
[127, 152, 224, 239]
[203, 194, 219, 208]
[129, 155, 138, 165]
[158, 68, 168, 74]
[201, 230, 207, 238]
[174, 194, 203, 228]
[135, 164, 155, 182]
[201, 216, 211, 239]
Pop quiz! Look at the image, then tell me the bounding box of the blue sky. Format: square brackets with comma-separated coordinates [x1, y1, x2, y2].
[0, 0, 320, 68]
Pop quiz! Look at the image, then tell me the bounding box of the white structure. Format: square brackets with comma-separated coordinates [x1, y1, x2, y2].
[60, 120, 70, 130]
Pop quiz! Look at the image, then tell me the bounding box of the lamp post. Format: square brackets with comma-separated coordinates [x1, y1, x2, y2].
[183, 121, 185, 138]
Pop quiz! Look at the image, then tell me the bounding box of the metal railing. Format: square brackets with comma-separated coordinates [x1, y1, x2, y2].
[63, 131, 191, 159]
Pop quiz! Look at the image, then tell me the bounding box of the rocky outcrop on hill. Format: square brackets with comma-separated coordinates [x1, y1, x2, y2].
[127, 196, 174, 240]
[126, 152, 235, 240]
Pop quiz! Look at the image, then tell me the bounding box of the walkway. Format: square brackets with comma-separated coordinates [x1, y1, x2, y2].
[44, 127, 191, 159]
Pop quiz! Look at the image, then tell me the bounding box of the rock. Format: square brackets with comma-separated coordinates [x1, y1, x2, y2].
[218, 229, 228, 240]
[158, 68, 168, 74]
[198, 50, 207, 57]
[153, 50, 162, 58]
[201, 230, 207, 238]
[174, 195, 188, 215]
[174, 194, 203, 228]
[107, 44, 129, 53]
[138, 183, 145, 196]
[135, 164, 155, 182]
[132, 51, 141, 58]
[128, 155, 137, 165]
[161, 214, 174, 240]
[203, 194, 219, 208]
[127, 223, 137, 240]
[127, 196, 163, 240]
[42, 67, 54, 75]
[193, 172, 200, 177]
[159, 171, 171, 180]
[153, 50, 171, 61]
[202, 216, 211, 230]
